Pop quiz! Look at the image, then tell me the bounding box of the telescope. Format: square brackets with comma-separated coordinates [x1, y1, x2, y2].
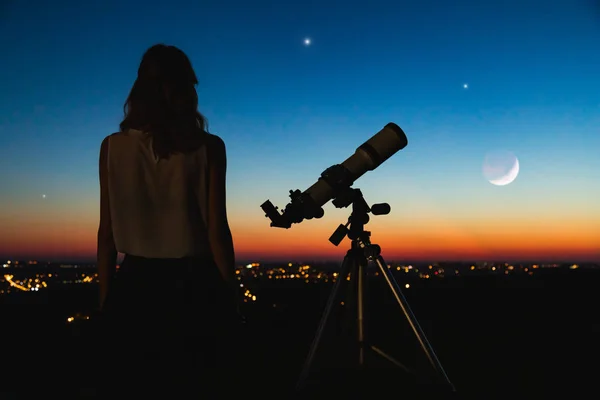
[261, 122, 408, 228]
[261, 123, 456, 392]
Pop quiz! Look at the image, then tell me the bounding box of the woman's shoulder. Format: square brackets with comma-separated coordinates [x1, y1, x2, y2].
[181, 131, 221, 155]
[99, 131, 122, 151]
[205, 132, 226, 151]
[202, 133, 227, 167]
[205, 132, 222, 142]
[101, 131, 129, 144]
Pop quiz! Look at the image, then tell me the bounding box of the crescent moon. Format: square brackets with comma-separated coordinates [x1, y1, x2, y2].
[489, 158, 519, 186]
[482, 150, 520, 186]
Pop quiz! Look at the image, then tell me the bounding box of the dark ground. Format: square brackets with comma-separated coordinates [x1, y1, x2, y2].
[1, 268, 598, 399]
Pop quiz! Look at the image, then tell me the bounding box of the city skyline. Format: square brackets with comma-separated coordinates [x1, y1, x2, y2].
[1, 1, 599, 262]
[1, 252, 597, 265]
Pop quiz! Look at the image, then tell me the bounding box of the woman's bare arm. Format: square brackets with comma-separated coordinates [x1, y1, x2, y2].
[97, 136, 117, 309]
[206, 134, 236, 287]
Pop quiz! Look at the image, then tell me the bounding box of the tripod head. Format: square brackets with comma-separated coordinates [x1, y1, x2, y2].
[328, 187, 390, 247]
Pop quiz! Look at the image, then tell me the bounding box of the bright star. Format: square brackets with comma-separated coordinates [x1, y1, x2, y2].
[304, 38, 311, 46]
[463, 83, 468, 89]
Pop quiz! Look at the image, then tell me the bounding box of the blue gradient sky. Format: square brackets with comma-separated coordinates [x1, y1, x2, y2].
[1, 0, 599, 262]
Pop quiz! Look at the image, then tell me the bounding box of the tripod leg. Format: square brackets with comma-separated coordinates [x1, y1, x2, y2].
[374, 256, 456, 391]
[296, 253, 355, 391]
[357, 260, 366, 366]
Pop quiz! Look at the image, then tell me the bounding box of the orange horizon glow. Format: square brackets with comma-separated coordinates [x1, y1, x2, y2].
[1, 211, 598, 262]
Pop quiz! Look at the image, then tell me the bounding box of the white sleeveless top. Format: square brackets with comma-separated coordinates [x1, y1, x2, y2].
[106, 129, 212, 258]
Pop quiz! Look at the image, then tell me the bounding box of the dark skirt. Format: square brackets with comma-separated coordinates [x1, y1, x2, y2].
[98, 254, 240, 397]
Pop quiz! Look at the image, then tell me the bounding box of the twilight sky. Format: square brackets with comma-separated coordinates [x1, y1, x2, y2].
[0, 0, 599, 262]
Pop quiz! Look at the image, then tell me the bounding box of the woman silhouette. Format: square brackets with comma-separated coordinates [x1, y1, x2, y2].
[96, 44, 240, 397]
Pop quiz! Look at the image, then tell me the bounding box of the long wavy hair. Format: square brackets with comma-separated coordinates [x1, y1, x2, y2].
[120, 44, 208, 159]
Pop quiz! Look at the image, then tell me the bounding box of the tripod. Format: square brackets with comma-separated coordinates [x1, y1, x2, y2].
[296, 188, 455, 393]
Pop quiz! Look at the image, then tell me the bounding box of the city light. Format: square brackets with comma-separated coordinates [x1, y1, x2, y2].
[0, 259, 591, 299]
